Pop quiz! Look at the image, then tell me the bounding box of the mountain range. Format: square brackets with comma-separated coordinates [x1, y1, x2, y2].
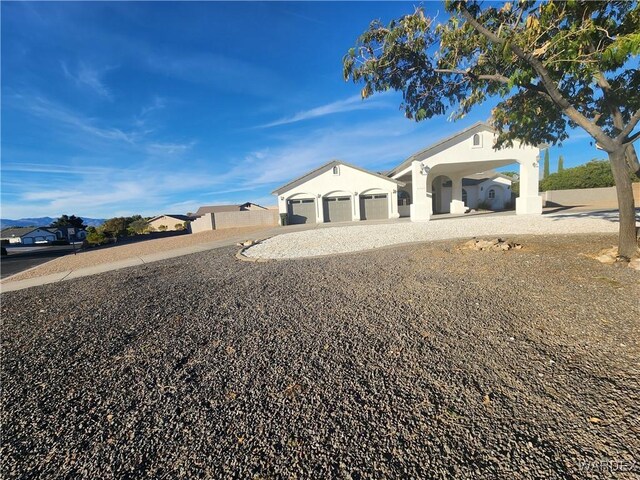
[0, 217, 106, 230]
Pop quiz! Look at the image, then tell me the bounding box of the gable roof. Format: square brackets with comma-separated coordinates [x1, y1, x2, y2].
[194, 202, 268, 216]
[271, 160, 405, 195]
[0, 227, 49, 238]
[388, 122, 495, 177]
[148, 214, 194, 223]
[195, 205, 243, 216]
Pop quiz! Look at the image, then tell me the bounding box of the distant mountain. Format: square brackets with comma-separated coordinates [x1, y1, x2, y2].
[0, 217, 106, 229]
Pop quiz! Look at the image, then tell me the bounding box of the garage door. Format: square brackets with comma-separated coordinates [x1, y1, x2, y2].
[323, 196, 352, 223]
[360, 194, 389, 220]
[287, 198, 316, 224]
[22, 237, 34, 245]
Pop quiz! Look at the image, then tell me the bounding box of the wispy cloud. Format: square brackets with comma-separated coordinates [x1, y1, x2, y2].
[61, 62, 114, 99]
[259, 94, 391, 128]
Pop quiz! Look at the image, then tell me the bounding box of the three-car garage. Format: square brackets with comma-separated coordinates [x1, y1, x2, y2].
[274, 160, 403, 225]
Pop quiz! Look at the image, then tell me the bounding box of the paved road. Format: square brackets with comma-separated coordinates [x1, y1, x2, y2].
[0, 245, 78, 279]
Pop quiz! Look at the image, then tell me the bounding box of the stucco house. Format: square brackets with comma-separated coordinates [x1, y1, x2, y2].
[273, 122, 542, 224]
[190, 202, 277, 233]
[147, 214, 194, 232]
[0, 227, 58, 244]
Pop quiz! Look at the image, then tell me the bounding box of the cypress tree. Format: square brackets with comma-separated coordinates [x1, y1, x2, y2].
[558, 155, 564, 172]
[543, 149, 550, 178]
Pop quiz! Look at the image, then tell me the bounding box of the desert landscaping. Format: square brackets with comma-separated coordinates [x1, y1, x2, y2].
[2, 233, 639, 479]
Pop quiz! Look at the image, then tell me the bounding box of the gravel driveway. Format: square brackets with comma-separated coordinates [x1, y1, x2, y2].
[2, 234, 639, 479]
[244, 211, 624, 259]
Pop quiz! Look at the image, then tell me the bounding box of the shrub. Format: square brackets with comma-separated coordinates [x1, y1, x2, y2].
[86, 230, 108, 245]
[538, 159, 636, 191]
[174, 223, 184, 231]
[477, 200, 492, 211]
[158, 225, 168, 232]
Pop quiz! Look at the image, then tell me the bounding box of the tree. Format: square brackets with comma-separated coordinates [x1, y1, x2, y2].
[50, 214, 86, 229]
[543, 149, 550, 178]
[128, 219, 149, 235]
[558, 155, 565, 173]
[344, 1, 640, 259]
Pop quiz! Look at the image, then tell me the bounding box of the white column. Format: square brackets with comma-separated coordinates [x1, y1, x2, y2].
[353, 192, 361, 221]
[410, 161, 431, 222]
[390, 189, 400, 219]
[449, 176, 466, 214]
[516, 154, 543, 215]
[316, 195, 324, 223]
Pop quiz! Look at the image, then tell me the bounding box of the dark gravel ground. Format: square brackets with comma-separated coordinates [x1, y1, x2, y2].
[2, 233, 639, 479]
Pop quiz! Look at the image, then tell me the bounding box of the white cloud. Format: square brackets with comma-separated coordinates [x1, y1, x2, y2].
[61, 62, 113, 99]
[260, 93, 392, 128]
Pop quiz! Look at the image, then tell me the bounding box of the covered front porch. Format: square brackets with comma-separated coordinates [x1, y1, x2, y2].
[389, 124, 543, 222]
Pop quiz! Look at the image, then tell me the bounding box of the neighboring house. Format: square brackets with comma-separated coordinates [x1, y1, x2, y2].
[0, 227, 57, 244]
[147, 214, 194, 232]
[273, 122, 542, 224]
[51, 226, 87, 241]
[194, 202, 267, 217]
[429, 171, 513, 214]
[190, 202, 277, 233]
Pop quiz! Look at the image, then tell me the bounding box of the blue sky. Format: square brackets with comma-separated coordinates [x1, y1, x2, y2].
[2, 1, 602, 219]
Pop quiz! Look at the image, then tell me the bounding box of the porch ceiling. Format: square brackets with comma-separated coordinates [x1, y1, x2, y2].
[396, 159, 518, 183]
[428, 159, 517, 178]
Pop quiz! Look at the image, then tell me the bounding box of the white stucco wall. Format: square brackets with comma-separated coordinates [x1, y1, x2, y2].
[276, 164, 401, 222]
[401, 128, 541, 221]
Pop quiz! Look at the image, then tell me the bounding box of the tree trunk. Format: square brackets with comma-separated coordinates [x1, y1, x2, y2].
[609, 148, 638, 259]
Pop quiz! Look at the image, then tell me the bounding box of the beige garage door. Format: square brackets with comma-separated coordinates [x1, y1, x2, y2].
[323, 196, 352, 223]
[360, 194, 389, 220]
[287, 198, 316, 224]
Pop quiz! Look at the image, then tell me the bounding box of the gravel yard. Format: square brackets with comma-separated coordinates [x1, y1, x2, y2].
[4, 225, 274, 282]
[244, 212, 623, 259]
[2, 233, 639, 479]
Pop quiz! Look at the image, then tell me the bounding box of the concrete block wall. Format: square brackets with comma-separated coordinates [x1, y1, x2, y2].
[542, 184, 640, 208]
[213, 210, 278, 229]
[190, 213, 214, 233]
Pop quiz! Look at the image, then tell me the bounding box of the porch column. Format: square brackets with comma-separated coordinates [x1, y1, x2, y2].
[449, 176, 466, 214]
[410, 160, 431, 222]
[516, 154, 543, 215]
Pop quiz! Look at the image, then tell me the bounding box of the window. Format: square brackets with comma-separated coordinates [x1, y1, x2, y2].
[462, 189, 467, 204]
[332, 165, 340, 175]
[398, 190, 411, 206]
[472, 133, 481, 147]
[488, 189, 495, 199]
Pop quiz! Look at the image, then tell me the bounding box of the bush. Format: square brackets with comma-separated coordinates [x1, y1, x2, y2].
[158, 225, 168, 232]
[477, 200, 492, 211]
[86, 230, 108, 246]
[538, 159, 636, 191]
[174, 223, 184, 231]
[280, 213, 288, 226]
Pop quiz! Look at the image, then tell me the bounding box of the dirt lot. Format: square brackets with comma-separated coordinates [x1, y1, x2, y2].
[1, 233, 638, 479]
[3, 226, 274, 282]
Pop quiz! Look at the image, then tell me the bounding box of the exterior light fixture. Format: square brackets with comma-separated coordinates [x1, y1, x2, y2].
[420, 164, 430, 176]
[354, 192, 358, 196]
[280, 196, 284, 200]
